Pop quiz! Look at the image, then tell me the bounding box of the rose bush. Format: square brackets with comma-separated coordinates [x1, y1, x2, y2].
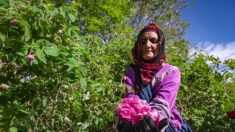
[0, 0, 126, 131]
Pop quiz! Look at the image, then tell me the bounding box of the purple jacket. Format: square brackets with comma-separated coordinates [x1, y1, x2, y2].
[123, 63, 183, 130]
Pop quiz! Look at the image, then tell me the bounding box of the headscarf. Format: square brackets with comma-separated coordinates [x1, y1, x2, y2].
[132, 23, 166, 85]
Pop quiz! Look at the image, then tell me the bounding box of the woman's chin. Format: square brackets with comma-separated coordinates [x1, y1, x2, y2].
[143, 55, 155, 61]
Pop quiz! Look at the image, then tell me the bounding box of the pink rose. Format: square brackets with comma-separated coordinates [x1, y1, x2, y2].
[116, 95, 161, 125]
[27, 54, 35, 62]
[9, 19, 17, 25]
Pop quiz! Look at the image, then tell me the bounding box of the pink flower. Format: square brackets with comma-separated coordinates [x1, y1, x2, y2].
[9, 19, 17, 25]
[27, 54, 35, 62]
[0, 83, 9, 89]
[116, 95, 161, 126]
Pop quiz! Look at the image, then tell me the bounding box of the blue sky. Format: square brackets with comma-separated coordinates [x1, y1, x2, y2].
[181, 0, 235, 61]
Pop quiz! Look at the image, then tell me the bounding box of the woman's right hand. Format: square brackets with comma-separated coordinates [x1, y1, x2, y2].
[117, 116, 161, 132]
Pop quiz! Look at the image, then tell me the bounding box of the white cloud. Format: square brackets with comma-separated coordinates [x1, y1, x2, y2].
[190, 41, 235, 81]
[191, 41, 235, 62]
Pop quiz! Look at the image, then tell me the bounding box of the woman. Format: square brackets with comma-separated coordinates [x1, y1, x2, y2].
[119, 23, 192, 132]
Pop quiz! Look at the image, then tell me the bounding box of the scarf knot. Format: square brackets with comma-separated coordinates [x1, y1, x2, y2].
[132, 51, 166, 85]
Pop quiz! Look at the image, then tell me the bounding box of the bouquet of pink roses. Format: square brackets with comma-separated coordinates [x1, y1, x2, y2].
[116, 95, 161, 127]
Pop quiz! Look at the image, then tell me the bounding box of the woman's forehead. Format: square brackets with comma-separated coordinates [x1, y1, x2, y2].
[141, 31, 158, 38]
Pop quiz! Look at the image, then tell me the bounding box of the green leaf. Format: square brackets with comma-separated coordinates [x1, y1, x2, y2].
[0, 0, 8, 7]
[0, 32, 5, 41]
[83, 92, 90, 101]
[20, 20, 31, 41]
[42, 98, 47, 107]
[96, 87, 103, 93]
[18, 109, 30, 115]
[80, 78, 87, 89]
[25, 34, 30, 42]
[35, 39, 50, 47]
[79, 66, 87, 74]
[226, 59, 235, 69]
[66, 58, 78, 71]
[68, 14, 76, 22]
[36, 49, 47, 64]
[9, 127, 17, 132]
[44, 46, 60, 57]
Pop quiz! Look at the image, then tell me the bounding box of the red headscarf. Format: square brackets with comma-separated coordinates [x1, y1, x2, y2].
[132, 23, 166, 85]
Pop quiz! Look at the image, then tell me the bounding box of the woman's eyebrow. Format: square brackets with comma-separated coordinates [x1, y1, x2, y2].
[141, 35, 158, 39]
[149, 36, 158, 40]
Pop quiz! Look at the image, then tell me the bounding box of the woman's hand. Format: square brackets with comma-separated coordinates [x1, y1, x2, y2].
[117, 116, 160, 132]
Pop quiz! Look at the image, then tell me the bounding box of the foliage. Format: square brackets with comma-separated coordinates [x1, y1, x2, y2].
[0, 0, 124, 131]
[167, 41, 235, 131]
[77, 0, 134, 34]
[0, 0, 234, 132]
[178, 54, 234, 131]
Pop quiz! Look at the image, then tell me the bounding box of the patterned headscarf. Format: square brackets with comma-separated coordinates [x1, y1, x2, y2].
[132, 23, 166, 85]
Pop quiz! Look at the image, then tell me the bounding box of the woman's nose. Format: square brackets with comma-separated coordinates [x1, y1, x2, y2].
[146, 40, 152, 47]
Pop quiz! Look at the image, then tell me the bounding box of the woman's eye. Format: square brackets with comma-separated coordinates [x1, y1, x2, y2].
[150, 39, 158, 43]
[141, 39, 158, 45]
[141, 39, 147, 44]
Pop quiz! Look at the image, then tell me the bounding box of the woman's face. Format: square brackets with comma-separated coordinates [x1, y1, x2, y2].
[139, 31, 159, 61]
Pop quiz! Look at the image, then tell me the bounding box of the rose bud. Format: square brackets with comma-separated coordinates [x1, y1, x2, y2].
[58, 29, 63, 34]
[27, 54, 35, 62]
[9, 19, 17, 25]
[0, 59, 6, 69]
[0, 83, 9, 89]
